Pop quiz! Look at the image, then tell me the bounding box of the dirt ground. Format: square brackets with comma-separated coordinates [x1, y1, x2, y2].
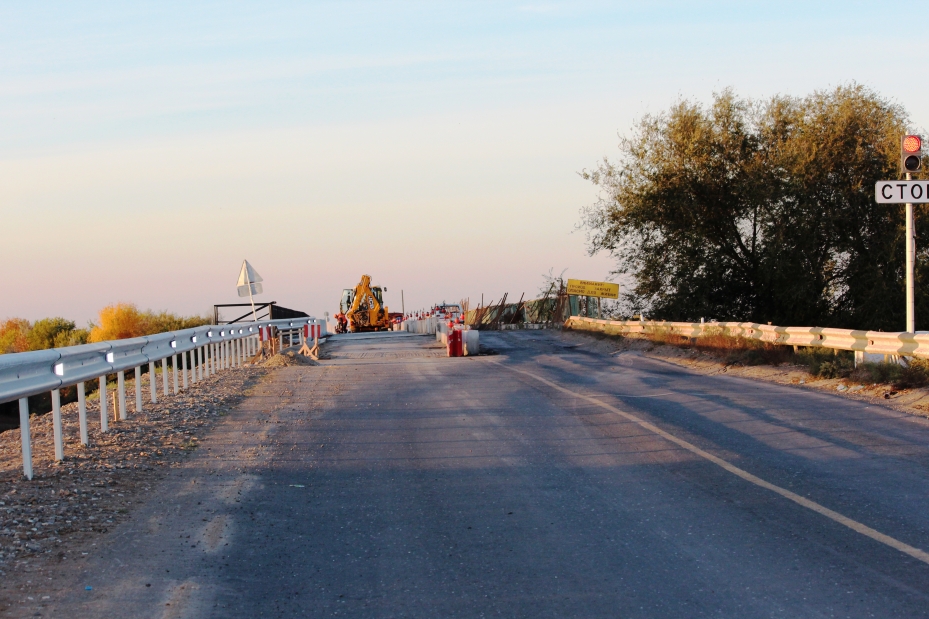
[0, 357, 286, 613]
[558, 328, 929, 418]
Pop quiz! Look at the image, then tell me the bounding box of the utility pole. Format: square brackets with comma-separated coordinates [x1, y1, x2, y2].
[907, 171, 916, 333]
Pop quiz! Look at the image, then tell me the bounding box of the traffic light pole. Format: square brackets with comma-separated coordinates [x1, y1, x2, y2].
[906, 171, 915, 333]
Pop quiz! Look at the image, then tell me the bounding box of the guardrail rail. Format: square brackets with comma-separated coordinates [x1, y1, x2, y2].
[565, 316, 929, 360]
[0, 317, 326, 480]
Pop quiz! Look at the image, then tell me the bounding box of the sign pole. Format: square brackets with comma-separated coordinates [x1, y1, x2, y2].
[248, 284, 258, 322]
[907, 172, 916, 333]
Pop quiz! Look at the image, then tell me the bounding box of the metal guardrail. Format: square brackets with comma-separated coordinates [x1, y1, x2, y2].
[566, 317, 929, 359]
[0, 317, 326, 480]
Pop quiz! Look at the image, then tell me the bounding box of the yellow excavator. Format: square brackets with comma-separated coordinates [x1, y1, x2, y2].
[339, 274, 390, 332]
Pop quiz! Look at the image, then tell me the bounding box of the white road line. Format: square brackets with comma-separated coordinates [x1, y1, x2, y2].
[497, 361, 929, 566]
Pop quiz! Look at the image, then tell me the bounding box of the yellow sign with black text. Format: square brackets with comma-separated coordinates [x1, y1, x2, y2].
[566, 279, 619, 299]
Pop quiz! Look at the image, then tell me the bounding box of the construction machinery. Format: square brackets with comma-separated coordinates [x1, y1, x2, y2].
[340, 274, 391, 332]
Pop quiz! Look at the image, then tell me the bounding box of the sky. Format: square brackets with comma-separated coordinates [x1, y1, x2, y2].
[1, 1, 926, 324]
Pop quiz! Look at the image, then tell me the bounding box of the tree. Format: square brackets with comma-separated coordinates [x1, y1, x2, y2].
[27, 317, 77, 351]
[581, 85, 921, 330]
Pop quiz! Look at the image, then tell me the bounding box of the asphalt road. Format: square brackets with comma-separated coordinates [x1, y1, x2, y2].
[23, 330, 929, 618]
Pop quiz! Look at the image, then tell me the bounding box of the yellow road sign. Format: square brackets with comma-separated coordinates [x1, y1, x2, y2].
[566, 279, 619, 299]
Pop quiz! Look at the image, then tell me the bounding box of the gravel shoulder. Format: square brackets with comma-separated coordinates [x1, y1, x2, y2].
[0, 362, 271, 614]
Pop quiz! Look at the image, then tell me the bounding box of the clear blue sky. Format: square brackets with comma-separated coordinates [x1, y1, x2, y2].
[1, 1, 924, 323]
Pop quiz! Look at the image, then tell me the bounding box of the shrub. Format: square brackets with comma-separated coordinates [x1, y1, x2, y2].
[795, 348, 854, 378]
[849, 361, 900, 385]
[850, 359, 929, 390]
[896, 359, 929, 389]
[27, 317, 77, 351]
[693, 328, 793, 366]
[0, 318, 31, 354]
[88, 303, 211, 343]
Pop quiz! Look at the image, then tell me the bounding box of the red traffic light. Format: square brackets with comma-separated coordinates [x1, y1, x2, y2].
[903, 135, 922, 153]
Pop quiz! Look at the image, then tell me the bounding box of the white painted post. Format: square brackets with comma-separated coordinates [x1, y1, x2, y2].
[77, 382, 88, 446]
[162, 357, 169, 396]
[279, 331, 283, 352]
[208, 344, 214, 376]
[172, 354, 179, 394]
[117, 370, 127, 420]
[19, 398, 32, 480]
[134, 366, 142, 412]
[198, 346, 204, 380]
[182, 351, 189, 389]
[150, 361, 157, 404]
[99, 376, 109, 433]
[51, 389, 64, 461]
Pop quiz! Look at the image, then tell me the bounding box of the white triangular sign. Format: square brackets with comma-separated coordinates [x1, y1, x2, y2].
[237, 260, 264, 298]
[237, 260, 263, 286]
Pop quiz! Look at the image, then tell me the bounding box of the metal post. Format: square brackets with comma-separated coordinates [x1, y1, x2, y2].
[117, 370, 127, 420]
[77, 383, 90, 445]
[906, 172, 916, 333]
[172, 354, 179, 395]
[77, 382, 88, 446]
[182, 351, 189, 390]
[150, 362, 157, 403]
[162, 357, 169, 396]
[19, 398, 32, 480]
[99, 376, 108, 433]
[134, 366, 143, 412]
[197, 346, 203, 380]
[52, 389, 64, 461]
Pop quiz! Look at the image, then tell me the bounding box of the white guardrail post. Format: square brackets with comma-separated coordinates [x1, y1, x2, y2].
[0, 317, 314, 480]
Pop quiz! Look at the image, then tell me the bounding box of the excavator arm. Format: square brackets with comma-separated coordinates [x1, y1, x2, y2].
[345, 274, 390, 332]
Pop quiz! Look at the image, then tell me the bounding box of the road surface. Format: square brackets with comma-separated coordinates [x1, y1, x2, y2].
[16, 330, 929, 618]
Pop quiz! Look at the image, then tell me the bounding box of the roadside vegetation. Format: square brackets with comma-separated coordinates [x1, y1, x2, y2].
[628, 327, 929, 391]
[0, 303, 211, 354]
[581, 84, 929, 332]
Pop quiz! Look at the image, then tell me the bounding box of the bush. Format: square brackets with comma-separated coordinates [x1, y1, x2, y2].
[850, 359, 929, 390]
[27, 317, 77, 351]
[795, 348, 854, 378]
[88, 303, 211, 342]
[0, 318, 31, 353]
[0, 304, 211, 354]
[693, 328, 793, 366]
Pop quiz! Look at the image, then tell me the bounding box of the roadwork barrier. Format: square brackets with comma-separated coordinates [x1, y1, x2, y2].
[0, 317, 325, 480]
[565, 316, 929, 362]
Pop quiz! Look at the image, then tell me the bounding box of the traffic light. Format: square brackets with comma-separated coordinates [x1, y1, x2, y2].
[902, 134, 922, 173]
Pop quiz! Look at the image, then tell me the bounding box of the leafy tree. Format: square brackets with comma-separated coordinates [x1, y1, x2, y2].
[581, 84, 924, 330]
[27, 317, 76, 351]
[0, 319, 31, 354]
